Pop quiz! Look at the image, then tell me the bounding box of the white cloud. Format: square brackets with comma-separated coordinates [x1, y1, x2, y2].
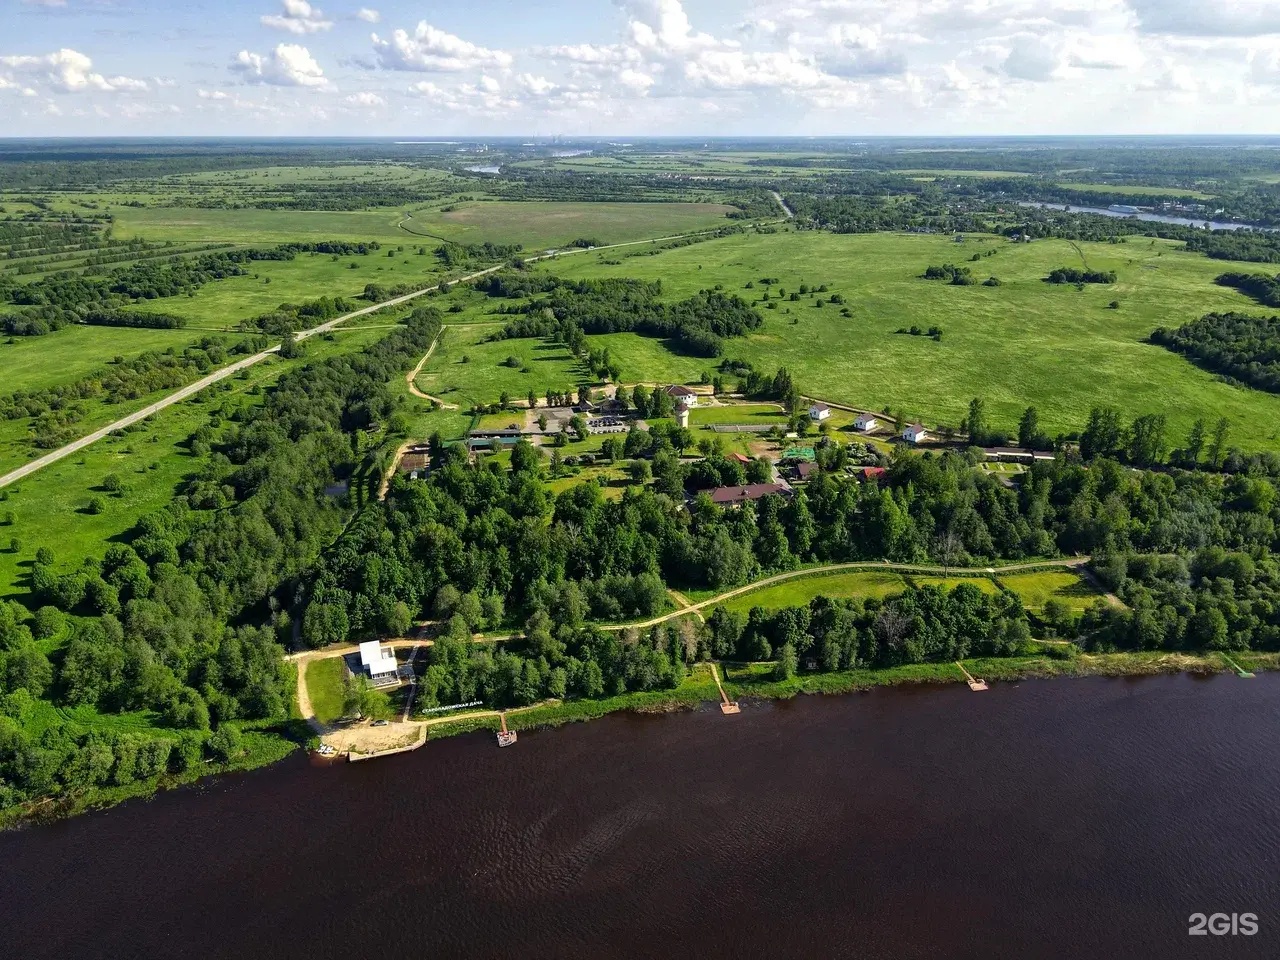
[998, 35, 1066, 81]
[1125, 0, 1280, 38]
[261, 0, 333, 35]
[231, 43, 330, 88]
[21, 0, 68, 7]
[0, 48, 147, 93]
[344, 91, 385, 105]
[198, 89, 230, 100]
[372, 21, 514, 72]
[357, 8, 380, 24]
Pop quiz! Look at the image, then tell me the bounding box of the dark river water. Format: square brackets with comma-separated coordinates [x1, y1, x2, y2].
[3, 673, 1279, 960]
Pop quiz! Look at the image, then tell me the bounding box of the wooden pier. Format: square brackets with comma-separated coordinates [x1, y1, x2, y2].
[711, 663, 740, 714]
[1221, 653, 1255, 678]
[496, 712, 518, 747]
[955, 661, 988, 691]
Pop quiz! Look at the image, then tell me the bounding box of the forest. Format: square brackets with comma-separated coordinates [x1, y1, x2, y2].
[484, 273, 763, 357]
[0, 306, 446, 808]
[1214, 271, 1280, 308]
[1044, 267, 1118, 285]
[1151, 312, 1280, 393]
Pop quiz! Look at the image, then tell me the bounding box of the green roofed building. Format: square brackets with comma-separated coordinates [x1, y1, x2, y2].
[782, 446, 816, 462]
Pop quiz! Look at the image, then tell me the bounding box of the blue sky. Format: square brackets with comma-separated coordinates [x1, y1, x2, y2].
[5, 0, 1280, 136]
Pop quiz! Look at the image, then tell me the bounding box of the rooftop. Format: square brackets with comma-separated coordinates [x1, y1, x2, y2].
[706, 483, 789, 505]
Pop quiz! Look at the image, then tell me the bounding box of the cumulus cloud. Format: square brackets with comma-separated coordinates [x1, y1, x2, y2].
[372, 21, 513, 72]
[1125, 0, 1280, 38]
[231, 43, 330, 88]
[357, 8, 380, 23]
[344, 91, 385, 105]
[998, 35, 1065, 81]
[0, 48, 146, 93]
[261, 0, 332, 35]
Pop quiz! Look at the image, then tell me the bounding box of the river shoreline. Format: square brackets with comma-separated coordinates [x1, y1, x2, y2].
[5, 647, 1275, 832]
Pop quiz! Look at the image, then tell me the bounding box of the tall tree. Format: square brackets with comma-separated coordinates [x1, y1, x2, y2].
[1184, 418, 1206, 465]
[966, 397, 988, 445]
[1018, 406, 1040, 449]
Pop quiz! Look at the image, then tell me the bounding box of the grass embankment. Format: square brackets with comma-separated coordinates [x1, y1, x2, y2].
[541, 230, 1280, 451]
[424, 649, 1277, 744]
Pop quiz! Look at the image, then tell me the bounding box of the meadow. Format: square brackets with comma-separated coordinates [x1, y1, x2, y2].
[0, 324, 202, 392]
[997, 570, 1104, 613]
[0, 326, 389, 595]
[541, 229, 1280, 450]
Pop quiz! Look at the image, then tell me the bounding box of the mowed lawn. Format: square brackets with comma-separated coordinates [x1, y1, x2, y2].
[541, 231, 1280, 451]
[689, 403, 788, 426]
[913, 576, 1002, 595]
[305, 657, 347, 725]
[717, 571, 908, 614]
[998, 571, 1103, 613]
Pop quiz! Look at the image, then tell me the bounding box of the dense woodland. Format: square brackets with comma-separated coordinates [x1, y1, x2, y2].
[1214, 271, 1280, 308]
[1152, 312, 1280, 393]
[484, 273, 763, 356]
[0, 308, 445, 807]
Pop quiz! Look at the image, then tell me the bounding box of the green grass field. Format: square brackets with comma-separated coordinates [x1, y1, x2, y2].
[305, 657, 347, 724]
[1056, 182, 1216, 199]
[113, 200, 737, 252]
[717, 570, 908, 614]
[0, 324, 202, 393]
[688, 402, 787, 426]
[0, 327, 388, 596]
[401, 201, 738, 248]
[998, 571, 1103, 612]
[912, 576, 1002, 594]
[537, 230, 1280, 450]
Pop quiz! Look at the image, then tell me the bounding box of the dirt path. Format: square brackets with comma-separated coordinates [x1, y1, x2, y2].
[378, 440, 415, 502]
[406, 327, 460, 407]
[609, 557, 1093, 630]
[772, 190, 794, 219]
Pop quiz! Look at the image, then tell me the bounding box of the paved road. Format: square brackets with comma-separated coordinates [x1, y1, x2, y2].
[0, 227, 723, 490]
[772, 190, 794, 219]
[0, 264, 508, 491]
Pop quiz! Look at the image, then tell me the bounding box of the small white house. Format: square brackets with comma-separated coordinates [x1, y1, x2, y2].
[902, 423, 929, 444]
[358, 640, 399, 686]
[854, 413, 879, 432]
[665, 385, 699, 409]
[809, 402, 831, 422]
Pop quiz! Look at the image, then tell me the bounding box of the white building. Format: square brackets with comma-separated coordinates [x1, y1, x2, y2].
[358, 640, 399, 686]
[854, 413, 879, 432]
[665, 385, 699, 409]
[902, 423, 929, 444]
[809, 402, 831, 422]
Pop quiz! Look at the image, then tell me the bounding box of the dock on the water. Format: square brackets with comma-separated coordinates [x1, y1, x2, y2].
[711, 663, 740, 714]
[497, 712, 518, 747]
[1221, 653, 1255, 678]
[955, 661, 988, 691]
